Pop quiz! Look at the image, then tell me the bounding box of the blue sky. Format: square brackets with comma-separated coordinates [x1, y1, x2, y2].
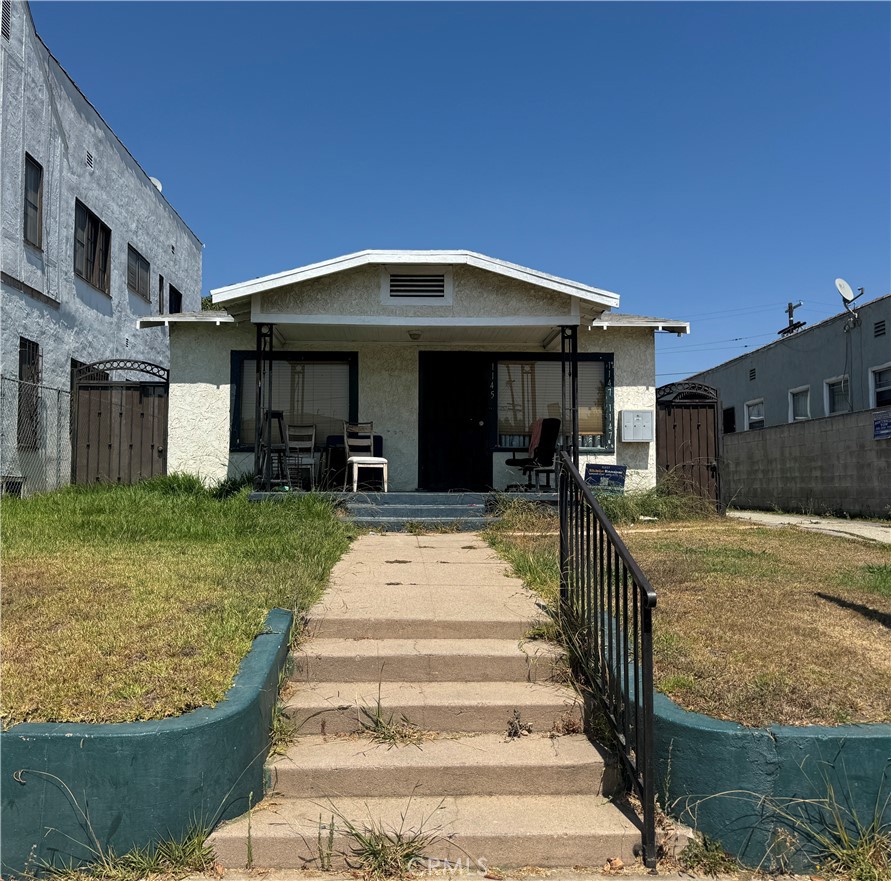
[31, 1, 891, 378]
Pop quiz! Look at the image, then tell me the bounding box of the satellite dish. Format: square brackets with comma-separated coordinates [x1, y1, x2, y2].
[835, 277, 855, 304]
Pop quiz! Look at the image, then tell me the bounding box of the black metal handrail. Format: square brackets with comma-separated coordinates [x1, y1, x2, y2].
[557, 451, 658, 868]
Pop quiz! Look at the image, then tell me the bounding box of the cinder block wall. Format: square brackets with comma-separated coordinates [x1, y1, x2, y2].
[721, 410, 891, 517]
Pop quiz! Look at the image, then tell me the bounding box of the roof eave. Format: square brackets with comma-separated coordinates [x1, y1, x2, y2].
[210, 250, 620, 309]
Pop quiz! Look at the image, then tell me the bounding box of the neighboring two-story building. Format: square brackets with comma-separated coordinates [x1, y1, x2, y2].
[689, 293, 891, 516]
[0, 0, 202, 493]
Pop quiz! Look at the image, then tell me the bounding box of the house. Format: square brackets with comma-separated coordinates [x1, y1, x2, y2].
[0, 0, 202, 494]
[688, 293, 891, 516]
[139, 250, 689, 493]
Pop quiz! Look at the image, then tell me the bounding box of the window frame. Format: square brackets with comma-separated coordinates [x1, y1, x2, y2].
[744, 398, 765, 431]
[73, 199, 112, 294]
[868, 362, 891, 409]
[127, 244, 151, 300]
[168, 283, 183, 313]
[823, 374, 850, 416]
[493, 352, 615, 453]
[788, 385, 810, 422]
[24, 153, 43, 249]
[229, 350, 359, 452]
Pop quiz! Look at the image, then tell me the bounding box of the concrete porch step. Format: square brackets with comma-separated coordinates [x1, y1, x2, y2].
[267, 733, 617, 798]
[292, 638, 562, 683]
[209, 793, 640, 869]
[347, 504, 489, 518]
[348, 516, 491, 532]
[284, 680, 581, 736]
[345, 492, 490, 506]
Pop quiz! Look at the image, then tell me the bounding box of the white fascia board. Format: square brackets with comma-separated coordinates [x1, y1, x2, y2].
[136, 314, 235, 329]
[589, 318, 690, 334]
[211, 249, 620, 309]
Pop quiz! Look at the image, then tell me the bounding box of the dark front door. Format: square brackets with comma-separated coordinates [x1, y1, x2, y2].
[418, 352, 493, 491]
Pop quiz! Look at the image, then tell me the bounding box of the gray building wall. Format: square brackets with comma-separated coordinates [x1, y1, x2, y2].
[690, 295, 890, 431]
[0, 1, 201, 490]
[721, 410, 890, 517]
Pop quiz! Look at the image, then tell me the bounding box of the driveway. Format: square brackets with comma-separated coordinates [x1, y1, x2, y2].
[727, 509, 891, 544]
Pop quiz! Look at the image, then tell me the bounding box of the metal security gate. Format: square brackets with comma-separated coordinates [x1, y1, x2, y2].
[72, 360, 168, 485]
[655, 382, 721, 508]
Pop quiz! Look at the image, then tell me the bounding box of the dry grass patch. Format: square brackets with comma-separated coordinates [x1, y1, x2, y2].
[1, 479, 352, 726]
[486, 500, 891, 727]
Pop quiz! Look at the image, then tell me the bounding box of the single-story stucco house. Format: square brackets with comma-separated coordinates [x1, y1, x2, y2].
[139, 250, 688, 493]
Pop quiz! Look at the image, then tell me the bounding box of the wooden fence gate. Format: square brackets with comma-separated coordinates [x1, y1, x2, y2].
[72, 360, 168, 485]
[655, 382, 721, 508]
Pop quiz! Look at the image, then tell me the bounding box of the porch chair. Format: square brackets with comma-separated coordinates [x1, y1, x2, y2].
[285, 424, 316, 490]
[255, 409, 289, 488]
[505, 417, 561, 491]
[343, 421, 388, 492]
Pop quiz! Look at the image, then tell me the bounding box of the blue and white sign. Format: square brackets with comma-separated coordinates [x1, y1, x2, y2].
[874, 410, 891, 441]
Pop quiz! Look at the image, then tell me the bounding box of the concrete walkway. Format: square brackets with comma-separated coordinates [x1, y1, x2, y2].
[727, 509, 891, 544]
[209, 533, 670, 871]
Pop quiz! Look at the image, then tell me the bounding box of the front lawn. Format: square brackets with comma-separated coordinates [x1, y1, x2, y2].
[486, 500, 891, 727]
[1, 478, 352, 727]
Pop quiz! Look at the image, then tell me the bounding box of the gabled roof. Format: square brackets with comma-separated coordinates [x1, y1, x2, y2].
[210, 250, 620, 309]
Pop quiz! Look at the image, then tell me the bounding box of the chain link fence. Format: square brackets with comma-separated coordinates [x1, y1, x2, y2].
[0, 374, 72, 497]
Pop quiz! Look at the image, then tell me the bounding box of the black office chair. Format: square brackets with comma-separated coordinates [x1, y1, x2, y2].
[505, 417, 561, 491]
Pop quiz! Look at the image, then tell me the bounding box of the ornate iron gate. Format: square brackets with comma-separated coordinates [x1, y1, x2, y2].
[655, 382, 721, 508]
[72, 360, 168, 485]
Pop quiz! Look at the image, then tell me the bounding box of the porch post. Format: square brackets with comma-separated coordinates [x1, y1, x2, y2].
[254, 323, 274, 491]
[560, 326, 580, 468]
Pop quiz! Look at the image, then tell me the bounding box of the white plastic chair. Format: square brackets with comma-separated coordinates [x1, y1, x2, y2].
[343, 421, 388, 492]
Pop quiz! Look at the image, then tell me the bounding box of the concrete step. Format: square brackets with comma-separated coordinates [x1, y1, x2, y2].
[347, 492, 490, 506]
[347, 504, 489, 518]
[267, 733, 617, 798]
[209, 794, 640, 869]
[292, 638, 562, 683]
[349, 517, 491, 532]
[284, 680, 581, 736]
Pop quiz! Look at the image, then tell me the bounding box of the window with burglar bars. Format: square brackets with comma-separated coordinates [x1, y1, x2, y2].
[127, 244, 150, 300]
[74, 200, 111, 293]
[17, 337, 41, 449]
[24, 154, 43, 248]
[496, 358, 613, 451]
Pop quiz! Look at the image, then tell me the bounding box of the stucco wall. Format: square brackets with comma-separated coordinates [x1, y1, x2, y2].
[1, 1, 201, 487]
[259, 265, 574, 322]
[721, 409, 891, 517]
[167, 322, 659, 492]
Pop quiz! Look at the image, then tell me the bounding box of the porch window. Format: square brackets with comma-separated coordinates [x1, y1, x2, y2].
[234, 355, 354, 448]
[496, 358, 612, 451]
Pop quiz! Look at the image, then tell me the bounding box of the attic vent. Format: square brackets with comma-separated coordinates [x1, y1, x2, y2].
[86, 150, 94, 169]
[2, 0, 11, 40]
[749, 368, 756, 381]
[875, 319, 887, 338]
[389, 274, 446, 298]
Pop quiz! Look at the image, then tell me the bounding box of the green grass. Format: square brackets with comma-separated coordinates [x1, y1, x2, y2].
[484, 497, 891, 727]
[1, 476, 353, 726]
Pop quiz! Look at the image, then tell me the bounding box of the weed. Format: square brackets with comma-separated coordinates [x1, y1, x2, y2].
[317, 814, 336, 871]
[358, 691, 430, 748]
[329, 791, 445, 879]
[268, 669, 296, 756]
[678, 834, 739, 876]
[846, 564, 891, 599]
[506, 709, 533, 739]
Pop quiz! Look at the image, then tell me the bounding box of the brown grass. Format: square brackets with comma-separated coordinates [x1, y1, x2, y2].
[486, 503, 891, 727]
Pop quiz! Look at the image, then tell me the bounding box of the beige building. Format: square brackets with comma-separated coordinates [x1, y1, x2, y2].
[140, 251, 688, 493]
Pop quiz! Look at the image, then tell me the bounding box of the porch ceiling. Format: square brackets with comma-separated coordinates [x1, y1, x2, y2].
[273, 322, 567, 347]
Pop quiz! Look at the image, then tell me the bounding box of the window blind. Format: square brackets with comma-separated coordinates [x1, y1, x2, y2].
[240, 359, 350, 445]
[497, 360, 606, 447]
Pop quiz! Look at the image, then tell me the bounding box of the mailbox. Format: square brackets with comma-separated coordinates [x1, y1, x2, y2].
[621, 410, 654, 442]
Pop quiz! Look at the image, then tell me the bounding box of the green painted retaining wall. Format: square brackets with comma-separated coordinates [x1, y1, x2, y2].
[1, 608, 292, 877]
[654, 693, 891, 870]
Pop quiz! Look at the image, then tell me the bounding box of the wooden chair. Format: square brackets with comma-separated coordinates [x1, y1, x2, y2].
[343, 421, 388, 492]
[286, 424, 316, 490]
